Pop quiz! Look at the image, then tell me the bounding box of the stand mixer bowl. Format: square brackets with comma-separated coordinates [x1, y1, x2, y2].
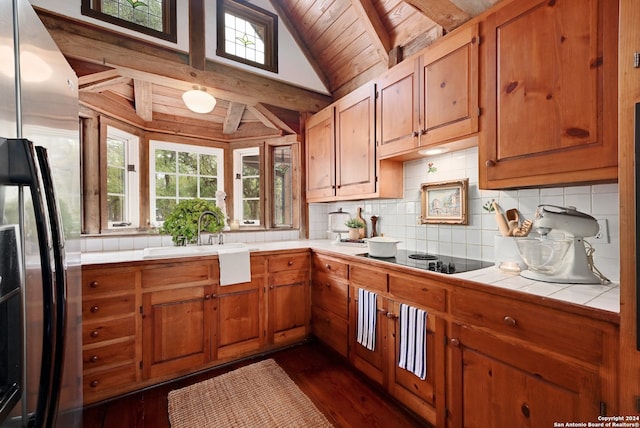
[515, 237, 572, 273]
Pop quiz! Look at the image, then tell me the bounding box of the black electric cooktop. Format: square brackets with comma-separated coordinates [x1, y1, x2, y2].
[356, 249, 492, 274]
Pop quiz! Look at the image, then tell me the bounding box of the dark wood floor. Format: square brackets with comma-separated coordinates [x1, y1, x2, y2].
[82, 340, 432, 428]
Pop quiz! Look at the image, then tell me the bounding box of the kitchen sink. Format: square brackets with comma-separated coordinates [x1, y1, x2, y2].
[142, 242, 251, 259]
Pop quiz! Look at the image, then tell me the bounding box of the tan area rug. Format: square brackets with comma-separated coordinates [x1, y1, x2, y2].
[167, 359, 333, 427]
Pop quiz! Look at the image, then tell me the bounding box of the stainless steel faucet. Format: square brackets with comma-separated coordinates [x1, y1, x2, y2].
[197, 210, 224, 245]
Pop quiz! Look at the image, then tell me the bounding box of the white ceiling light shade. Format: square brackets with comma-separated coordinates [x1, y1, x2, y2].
[182, 86, 217, 114]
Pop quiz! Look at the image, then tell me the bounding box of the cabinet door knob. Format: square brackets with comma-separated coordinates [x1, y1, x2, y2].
[325, 282, 331, 289]
[503, 316, 517, 327]
[288, 260, 294, 266]
[521, 403, 530, 418]
[89, 355, 99, 363]
[90, 281, 99, 288]
[90, 380, 99, 388]
[385, 312, 397, 319]
[450, 338, 460, 347]
[90, 330, 99, 338]
[325, 264, 331, 269]
[412, 131, 419, 137]
[90, 305, 99, 313]
[205, 294, 211, 300]
[485, 159, 496, 167]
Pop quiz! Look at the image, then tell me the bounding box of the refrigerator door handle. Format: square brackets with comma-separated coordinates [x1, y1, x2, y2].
[35, 146, 67, 428]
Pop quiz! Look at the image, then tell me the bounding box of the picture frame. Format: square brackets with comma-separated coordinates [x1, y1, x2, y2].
[420, 179, 469, 225]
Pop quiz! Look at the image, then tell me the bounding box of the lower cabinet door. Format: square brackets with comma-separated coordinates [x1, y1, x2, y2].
[449, 323, 602, 428]
[387, 301, 445, 427]
[268, 271, 310, 345]
[142, 285, 213, 379]
[350, 290, 388, 386]
[311, 306, 348, 357]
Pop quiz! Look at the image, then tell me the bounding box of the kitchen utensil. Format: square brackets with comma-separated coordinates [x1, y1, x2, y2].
[366, 236, 401, 258]
[370, 216, 378, 237]
[512, 219, 533, 237]
[515, 205, 606, 284]
[492, 201, 511, 236]
[356, 207, 366, 239]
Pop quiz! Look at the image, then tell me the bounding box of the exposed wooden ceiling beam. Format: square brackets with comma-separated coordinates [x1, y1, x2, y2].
[223, 102, 246, 134]
[78, 69, 121, 87]
[350, 0, 391, 66]
[133, 79, 153, 122]
[80, 75, 130, 93]
[268, 0, 332, 92]
[250, 104, 296, 135]
[37, 9, 332, 113]
[403, 0, 471, 32]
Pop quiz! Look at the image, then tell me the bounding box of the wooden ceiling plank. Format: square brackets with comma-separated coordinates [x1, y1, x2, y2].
[402, 0, 471, 31]
[268, 0, 332, 90]
[78, 69, 121, 87]
[133, 79, 154, 122]
[223, 102, 246, 134]
[250, 104, 296, 134]
[350, 0, 391, 65]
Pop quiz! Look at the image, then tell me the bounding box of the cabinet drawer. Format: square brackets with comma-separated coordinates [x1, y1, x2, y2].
[82, 294, 135, 321]
[83, 317, 135, 345]
[83, 363, 136, 398]
[388, 273, 446, 312]
[82, 268, 137, 296]
[83, 340, 135, 370]
[142, 261, 214, 288]
[311, 306, 348, 357]
[450, 289, 604, 364]
[350, 264, 387, 293]
[312, 255, 348, 279]
[268, 252, 310, 273]
[311, 273, 348, 317]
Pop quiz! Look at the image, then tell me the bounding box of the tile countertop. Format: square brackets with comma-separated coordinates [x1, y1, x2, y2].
[80, 239, 620, 314]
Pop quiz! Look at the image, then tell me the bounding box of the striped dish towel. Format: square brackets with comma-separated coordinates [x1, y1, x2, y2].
[398, 303, 427, 380]
[356, 288, 377, 351]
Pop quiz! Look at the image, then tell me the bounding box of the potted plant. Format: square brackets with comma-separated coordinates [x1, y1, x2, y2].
[160, 198, 225, 245]
[344, 218, 365, 240]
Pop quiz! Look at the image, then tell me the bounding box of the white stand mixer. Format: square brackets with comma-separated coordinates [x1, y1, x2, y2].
[519, 205, 604, 284]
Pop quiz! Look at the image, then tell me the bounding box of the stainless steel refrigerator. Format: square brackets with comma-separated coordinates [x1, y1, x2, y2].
[0, 0, 82, 427]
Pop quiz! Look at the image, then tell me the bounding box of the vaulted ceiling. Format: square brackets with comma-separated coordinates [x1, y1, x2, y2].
[36, 0, 502, 141]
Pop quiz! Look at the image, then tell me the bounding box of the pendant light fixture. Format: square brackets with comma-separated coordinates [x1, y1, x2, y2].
[182, 86, 217, 114]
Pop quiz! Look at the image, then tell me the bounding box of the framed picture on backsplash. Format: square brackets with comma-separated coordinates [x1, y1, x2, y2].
[420, 179, 469, 225]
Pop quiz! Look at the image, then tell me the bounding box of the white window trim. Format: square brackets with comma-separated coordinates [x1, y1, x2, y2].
[233, 147, 260, 226]
[106, 126, 140, 229]
[149, 140, 224, 227]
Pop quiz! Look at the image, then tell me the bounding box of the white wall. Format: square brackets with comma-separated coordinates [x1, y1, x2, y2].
[309, 147, 621, 282]
[29, 0, 329, 94]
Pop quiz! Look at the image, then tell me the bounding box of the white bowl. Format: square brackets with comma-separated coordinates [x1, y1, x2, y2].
[515, 237, 571, 273]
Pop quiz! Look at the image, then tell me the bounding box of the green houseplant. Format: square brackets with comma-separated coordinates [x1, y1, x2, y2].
[160, 198, 225, 245]
[344, 218, 365, 240]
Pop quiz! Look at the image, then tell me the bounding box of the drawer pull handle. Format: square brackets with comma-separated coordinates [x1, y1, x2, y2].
[287, 260, 294, 266]
[385, 312, 397, 320]
[503, 316, 517, 326]
[485, 159, 496, 167]
[325, 282, 331, 288]
[89, 355, 99, 363]
[90, 281, 99, 288]
[90, 380, 99, 388]
[90, 330, 99, 338]
[90, 305, 99, 313]
[450, 338, 460, 347]
[325, 264, 331, 269]
[204, 294, 211, 300]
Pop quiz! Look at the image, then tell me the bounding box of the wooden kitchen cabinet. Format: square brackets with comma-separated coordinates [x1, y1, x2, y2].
[377, 24, 479, 159]
[267, 251, 311, 345]
[214, 255, 267, 360]
[447, 287, 619, 427]
[306, 84, 403, 202]
[81, 266, 140, 404]
[311, 254, 350, 357]
[141, 259, 217, 380]
[479, 0, 618, 189]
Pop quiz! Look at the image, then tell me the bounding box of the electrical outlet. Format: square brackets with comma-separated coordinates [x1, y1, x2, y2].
[594, 219, 610, 243]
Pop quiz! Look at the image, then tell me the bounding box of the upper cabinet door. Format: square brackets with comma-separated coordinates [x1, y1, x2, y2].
[480, 0, 618, 189]
[376, 59, 421, 158]
[420, 24, 479, 147]
[306, 106, 335, 200]
[335, 84, 377, 198]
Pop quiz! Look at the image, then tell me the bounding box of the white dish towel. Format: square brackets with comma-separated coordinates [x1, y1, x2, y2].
[357, 288, 377, 351]
[217, 246, 251, 286]
[398, 303, 427, 380]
